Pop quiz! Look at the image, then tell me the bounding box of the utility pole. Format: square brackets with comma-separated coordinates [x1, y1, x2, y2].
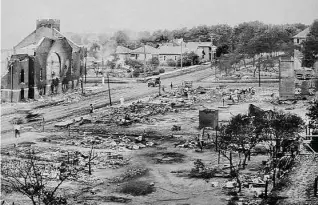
[11, 64, 13, 103]
[180, 41, 183, 69]
[211, 36, 213, 70]
[84, 56, 87, 84]
[258, 56, 261, 87]
[143, 44, 146, 75]
[107, 73, 112, 106]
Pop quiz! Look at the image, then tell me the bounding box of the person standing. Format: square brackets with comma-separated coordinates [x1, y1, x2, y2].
[170, 82, 173, 90]
[14, 123, 21, 138]
[89, 104, 95, 117]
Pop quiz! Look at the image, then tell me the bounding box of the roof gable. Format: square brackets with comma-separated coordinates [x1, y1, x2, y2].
[131, 45, 159, 54]
[14, 27, 81, 52]
[293, 27, 310, 39]
[115, 46, 131, 54]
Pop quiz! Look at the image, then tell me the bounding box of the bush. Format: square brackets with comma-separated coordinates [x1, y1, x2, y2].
[132, 70, 140, 77]
[125, 59, 144, 69]
[166, 59, 176, 67]
[159, 68, 165, 73]
[152, 71, 160, 76]
[148, 57, 159, 68]
[189, 159, 217, 179]
[121, 180, 155, 196]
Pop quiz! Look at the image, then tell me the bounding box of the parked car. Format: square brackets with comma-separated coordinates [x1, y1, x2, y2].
[147, 77, 161, 87]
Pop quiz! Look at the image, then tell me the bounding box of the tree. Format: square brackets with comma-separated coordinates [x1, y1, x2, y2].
[1, 151, 79, 205]
[222, 114, 264, 169]
[177, 52, 199, 67]
[268, 111, 304, 156]
[113, 30, 130, 46]
[89, 42, 101, 59]
[302, 20, 318, 67]
[87, 144, 98, 175]
[148, 57, 160, 69]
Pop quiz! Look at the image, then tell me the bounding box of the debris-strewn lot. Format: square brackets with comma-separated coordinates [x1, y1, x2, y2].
[2, 71, 317, 205]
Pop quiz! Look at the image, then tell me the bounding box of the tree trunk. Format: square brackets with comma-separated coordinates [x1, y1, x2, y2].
[236, 175, 242, 193]
[88, 161, 92, 175]
[242, 153, 249, 169]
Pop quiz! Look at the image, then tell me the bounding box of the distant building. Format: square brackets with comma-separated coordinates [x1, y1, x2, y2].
[1, 19, 85, 102]
[293, 27, 310, 46]
[158, 41, 216, 65]
[158, 45, 184, 64]
[130, 45, 159, 61]
[115, 46, 132, 61]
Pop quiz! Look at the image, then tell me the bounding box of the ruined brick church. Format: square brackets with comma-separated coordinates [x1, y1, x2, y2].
[1, 19, 85, 102]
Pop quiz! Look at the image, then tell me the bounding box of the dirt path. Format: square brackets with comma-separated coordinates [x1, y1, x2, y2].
[1, 66, 214, 137]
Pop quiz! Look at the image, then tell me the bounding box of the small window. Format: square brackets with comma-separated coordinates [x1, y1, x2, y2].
[164, 56, 166, 60]
[20, 69, 24, 83]
[297, 39, 299, 44]
[175, 56, 177, 60]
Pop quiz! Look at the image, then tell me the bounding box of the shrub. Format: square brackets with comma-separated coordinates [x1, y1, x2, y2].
[148, 57, 159, 68]
[132, 70, 140, 77]
[121, 180, 155, 196]
[166, 59, 176, 67]
[125, 59, 144, 69]
[152, 71, 160, 76]
[159, 68, 165, 73]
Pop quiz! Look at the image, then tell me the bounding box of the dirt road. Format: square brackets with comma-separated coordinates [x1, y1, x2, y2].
[1, 65, 214, 137]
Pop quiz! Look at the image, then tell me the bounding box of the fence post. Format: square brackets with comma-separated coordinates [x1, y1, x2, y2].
[265, 180, 268, 198]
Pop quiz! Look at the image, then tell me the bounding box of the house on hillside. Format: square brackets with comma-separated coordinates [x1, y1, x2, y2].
[1, 19, 85, 102]
[115, 46, 131, 61]
[293, 27, 310, 46]
[158, 42, 217, 65]
[158, 46, 185, 65]
[130, 45, 159, 61]
[185, 42, 217, 61]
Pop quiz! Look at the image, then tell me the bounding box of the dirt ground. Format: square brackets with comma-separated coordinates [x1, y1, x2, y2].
[1, 66, 317, 205]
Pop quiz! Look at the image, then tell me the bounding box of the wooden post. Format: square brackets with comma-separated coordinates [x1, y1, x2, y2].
[218, 150, 221, 164]
[265, 180, 268, 198]
[215, 132, 218, 152]
[42, 117, 45, 132]
[314, 176, 318, 197]
[306, 125, 308, 136]
[67, 151, 70, 164]
[258, 57, 261, 87]
[107, 73, 112, 106]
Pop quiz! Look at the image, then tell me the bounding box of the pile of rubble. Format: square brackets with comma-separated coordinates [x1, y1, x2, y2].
[95, 102, 174, 125]
[110, 167, 148, 183]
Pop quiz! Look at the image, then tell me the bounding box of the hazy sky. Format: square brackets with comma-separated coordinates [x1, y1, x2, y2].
[1, 0, 318, 49]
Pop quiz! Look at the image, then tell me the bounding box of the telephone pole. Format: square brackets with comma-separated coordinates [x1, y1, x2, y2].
[11, 64, 13, 103]
[180, 41, 183, 69]
[210, 36, 213, 70]
[258, 56, 261, 87]
[107, 73, 112, 106]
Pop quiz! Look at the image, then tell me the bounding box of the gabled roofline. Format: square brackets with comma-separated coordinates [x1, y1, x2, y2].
[13, 30, 36, 50]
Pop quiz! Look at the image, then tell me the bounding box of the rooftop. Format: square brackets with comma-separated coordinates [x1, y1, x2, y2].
[293, 27, 310, 39]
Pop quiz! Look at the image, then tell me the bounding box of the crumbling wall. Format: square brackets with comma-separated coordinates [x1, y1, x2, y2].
[199, 109, 218, 129]
[279, 57, 295, 100]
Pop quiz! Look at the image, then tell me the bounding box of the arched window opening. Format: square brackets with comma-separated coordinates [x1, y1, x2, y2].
[40, 68, 43, 80]
[20, 69, 24, 83]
